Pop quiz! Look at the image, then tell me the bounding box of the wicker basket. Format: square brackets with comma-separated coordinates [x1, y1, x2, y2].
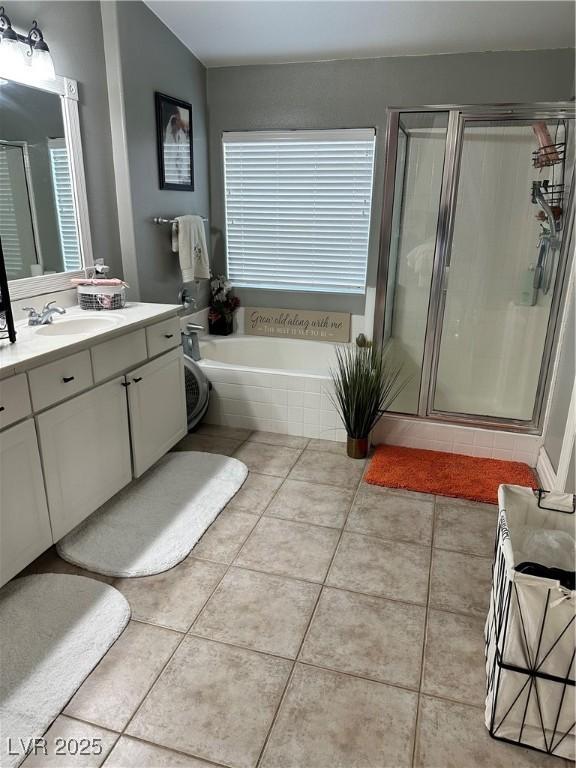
[77, 284, 126, 311]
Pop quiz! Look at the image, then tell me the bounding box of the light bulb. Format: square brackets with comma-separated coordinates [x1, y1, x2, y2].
[0, 34, 25, 78]
[30, 44, 55, 80]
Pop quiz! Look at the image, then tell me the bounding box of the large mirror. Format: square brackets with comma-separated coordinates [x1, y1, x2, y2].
[0, 73, 92, 299]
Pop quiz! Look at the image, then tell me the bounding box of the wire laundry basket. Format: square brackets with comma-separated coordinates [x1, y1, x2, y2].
[485, 485, 575, 760]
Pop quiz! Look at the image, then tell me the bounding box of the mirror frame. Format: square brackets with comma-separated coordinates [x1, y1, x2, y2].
[3, 70, 93, 299]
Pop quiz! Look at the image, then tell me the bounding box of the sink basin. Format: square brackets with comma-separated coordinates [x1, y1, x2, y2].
[34, 314, 124, 337]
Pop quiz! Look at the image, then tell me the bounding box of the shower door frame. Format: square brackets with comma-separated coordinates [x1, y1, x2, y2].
[374, 102, 576, 434]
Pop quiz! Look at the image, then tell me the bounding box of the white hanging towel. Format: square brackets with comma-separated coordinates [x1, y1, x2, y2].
[173, 215, 210, 282]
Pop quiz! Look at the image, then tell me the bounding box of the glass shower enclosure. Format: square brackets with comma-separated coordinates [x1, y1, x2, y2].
[374, 104, 575, 433]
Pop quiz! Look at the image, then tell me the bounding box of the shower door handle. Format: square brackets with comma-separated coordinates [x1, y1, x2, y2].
[442, 265, 450, 292]
[533, 264, 543, 290]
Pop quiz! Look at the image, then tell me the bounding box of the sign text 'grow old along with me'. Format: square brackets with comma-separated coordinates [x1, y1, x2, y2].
[245, 308, 351, 342]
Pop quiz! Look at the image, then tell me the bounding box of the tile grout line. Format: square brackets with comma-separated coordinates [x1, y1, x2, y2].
[66, 708, 234, 768]
[253, 462, 367, 768]
[44, 714, 123, 768]
[410, 494, 438, 768]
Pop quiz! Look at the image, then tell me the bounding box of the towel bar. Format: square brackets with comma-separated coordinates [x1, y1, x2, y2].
[152, 216, 208, 226]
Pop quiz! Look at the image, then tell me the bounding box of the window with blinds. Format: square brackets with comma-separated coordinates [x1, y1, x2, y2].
[48, 140, 82, 271]
[223, 129, 376, 294]
[0, 146, 23, 276]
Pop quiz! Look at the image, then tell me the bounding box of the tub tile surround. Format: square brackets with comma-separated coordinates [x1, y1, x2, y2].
[21, 426, 569, 768]
[201, 360, 347, 443]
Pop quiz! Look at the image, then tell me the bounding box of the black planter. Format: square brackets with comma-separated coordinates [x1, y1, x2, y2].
[209, 314, 234, 336]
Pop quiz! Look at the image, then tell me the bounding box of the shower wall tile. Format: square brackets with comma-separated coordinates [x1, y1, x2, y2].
[492, 448, 514, 460]
[473, 431, 495, 449]
[493, 432, 518, 450]
[372, 416, 541, 466]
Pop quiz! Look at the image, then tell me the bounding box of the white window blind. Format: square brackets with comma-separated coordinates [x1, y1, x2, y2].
[163, 141, 192, 186]
[223, 129, 375, 294]
[0, 146, 23, 275]
[48, 139, 82, 271]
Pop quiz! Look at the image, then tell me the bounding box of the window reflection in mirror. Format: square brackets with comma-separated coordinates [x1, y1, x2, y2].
[0, 80, 80, 280]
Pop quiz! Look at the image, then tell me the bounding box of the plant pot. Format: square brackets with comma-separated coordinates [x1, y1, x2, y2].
[347, 436, 369, 459]
[209, 314, 234, 336]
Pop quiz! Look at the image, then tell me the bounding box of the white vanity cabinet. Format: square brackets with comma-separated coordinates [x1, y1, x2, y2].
[37, 376, 133, 541]
[0, 306, 188, 586]
[0, 419, 52, 585]
[127, 346, 187, 477]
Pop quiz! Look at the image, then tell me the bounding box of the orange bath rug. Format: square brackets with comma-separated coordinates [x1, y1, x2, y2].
[365, 444, 538, 505]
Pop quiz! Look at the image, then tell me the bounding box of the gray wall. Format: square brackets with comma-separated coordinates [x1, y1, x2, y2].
[7, 1, 122, 278]
[544, 289, 574, 472]
[207, 48, 575, 314]
[115, 0, 210, 306]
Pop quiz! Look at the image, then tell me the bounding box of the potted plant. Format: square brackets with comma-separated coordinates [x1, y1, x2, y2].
[329, 342, 409, 459]
[208, 274, 240, 336]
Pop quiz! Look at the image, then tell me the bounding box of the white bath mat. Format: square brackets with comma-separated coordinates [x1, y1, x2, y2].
[0, 574, 130, 768]
[57, 452, 248, 577]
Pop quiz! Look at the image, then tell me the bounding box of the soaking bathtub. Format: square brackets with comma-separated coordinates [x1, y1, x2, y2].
[198, 335, 346, 441]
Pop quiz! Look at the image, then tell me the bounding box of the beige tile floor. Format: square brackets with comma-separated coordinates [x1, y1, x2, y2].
[22, 425, 569, 768]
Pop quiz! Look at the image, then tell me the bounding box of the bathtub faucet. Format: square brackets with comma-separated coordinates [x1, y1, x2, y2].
[183, 322, 204, 361]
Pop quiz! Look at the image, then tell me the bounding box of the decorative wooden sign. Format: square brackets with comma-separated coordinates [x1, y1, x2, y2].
[245, 308, 351, 343]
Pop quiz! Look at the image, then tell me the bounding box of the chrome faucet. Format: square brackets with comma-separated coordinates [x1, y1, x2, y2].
[182, 322, 204, 361]
[22, 301, 67, 326]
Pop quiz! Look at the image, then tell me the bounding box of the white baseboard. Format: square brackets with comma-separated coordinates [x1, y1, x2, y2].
[536, 446, 557, 491]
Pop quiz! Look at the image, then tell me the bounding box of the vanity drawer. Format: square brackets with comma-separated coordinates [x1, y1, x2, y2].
[146, 316, 181, 358]
[0, 374, 32, 430]
[92, 329, 147, 383]
[28, 350, 94, 412]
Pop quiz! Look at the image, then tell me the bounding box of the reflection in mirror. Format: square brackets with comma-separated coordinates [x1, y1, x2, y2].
[0, 80, 80, 280]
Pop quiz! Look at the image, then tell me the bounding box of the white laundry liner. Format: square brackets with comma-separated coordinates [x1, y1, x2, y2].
[485, 484, 575, 760]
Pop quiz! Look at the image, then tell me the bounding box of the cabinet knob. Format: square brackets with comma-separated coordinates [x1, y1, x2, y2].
[121, 381, 131, 387]
[0, 406, 4, 412]
[133, 376, 143, 383]
[164, 333, 174, 339]
[62, 376, 75, 383]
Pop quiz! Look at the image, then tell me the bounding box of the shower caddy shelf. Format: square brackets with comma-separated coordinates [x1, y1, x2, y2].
[532, 141, 566, 169]
[532, 181, 565, 223]
[531, 119, 568, 227]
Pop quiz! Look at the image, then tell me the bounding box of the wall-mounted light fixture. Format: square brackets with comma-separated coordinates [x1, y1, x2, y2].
[0, 6, 55, 80]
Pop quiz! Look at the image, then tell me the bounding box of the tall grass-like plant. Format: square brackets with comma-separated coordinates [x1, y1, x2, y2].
[329, 344, 410, 444]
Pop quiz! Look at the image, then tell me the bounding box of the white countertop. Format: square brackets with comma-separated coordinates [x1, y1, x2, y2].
[0, 302, 181, 378]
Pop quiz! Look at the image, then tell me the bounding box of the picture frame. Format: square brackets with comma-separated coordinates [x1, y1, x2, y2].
[155, 92, 194, 191]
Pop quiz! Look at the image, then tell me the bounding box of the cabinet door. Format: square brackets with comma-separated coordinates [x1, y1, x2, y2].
[0, 419, 52, 586]
[127, 347, 187, 477]
[37, 377, 132, 541]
